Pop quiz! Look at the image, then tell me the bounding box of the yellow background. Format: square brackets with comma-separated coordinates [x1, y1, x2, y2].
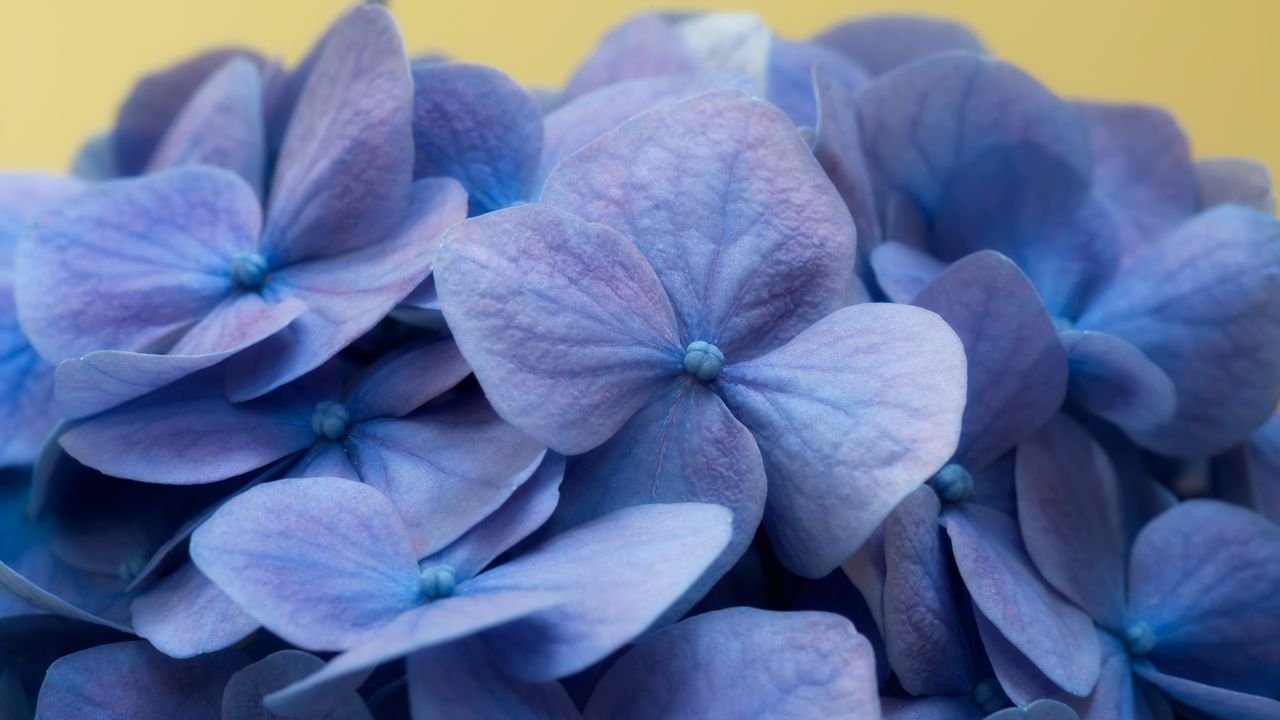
[1, 1, 1276, 175]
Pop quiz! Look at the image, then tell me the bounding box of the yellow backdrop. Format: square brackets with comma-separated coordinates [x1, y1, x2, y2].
[1, 0, 1276, 176]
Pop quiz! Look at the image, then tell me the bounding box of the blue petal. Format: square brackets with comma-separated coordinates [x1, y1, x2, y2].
[342, 337, 472, 422]
[815, 16, 985, 76]
[406, 640, 578, 720]
[130, 562, 257, 659]
[1133, 664, 1280, 720]
[1058, 330, 1177, 435]
[1195, 157, 1275, 214]
[561, 14, 703, 101]
[223, 650, 371, 720]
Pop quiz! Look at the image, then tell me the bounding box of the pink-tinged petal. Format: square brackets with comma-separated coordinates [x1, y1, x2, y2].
[223, 650, 371, 720]
[541, 90, 857, 360]
[1196, 157, 1275, 214]
[561, 14, 700, 101]
[15, 166, 260, 362]
[343, 337, 471, 421]
[869, 241, 947, 303]
[914, 251, 1066, 469]
[718, 303, 966, 577]
[434, 203, 682, 455]
[52, 296, 306, 421]
[1126, 500, 1280, 696]
[466, 502, 733, 682]
[882, 488, 973, 695]
[347, 397, 548, 557]
[189, 477, 422, 651]
[406, 640, 578, 720]
[944, 505, 1101, 697]
[815, 16, 985, 76]
[1133, 665, 1280, 720]
[411, 62, 542, 212]
[130, 562, 258, 659]
[261, 4, 414, 264]
[812, 63, 881, 252]
[145, 58, 266, 196]
[35, 642, 247, 720]
[228, 177, 467, 400]
[548, 382, 766, 619]
[426, 454, 564, 582]
[265, 590, 558, 718]
[537, 73, 750, 192]
[1016, 415, 1127, 630]
[1058, 330, 1177, 435]
[1078, 206, 1280, 456]
[584, 607, 879, 719]
[59, 369, 316, 485]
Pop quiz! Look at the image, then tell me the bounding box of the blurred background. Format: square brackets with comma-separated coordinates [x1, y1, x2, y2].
[1, 0, 1276, 174]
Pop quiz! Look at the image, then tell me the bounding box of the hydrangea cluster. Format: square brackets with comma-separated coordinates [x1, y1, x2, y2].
[3, 5, 1279, 719]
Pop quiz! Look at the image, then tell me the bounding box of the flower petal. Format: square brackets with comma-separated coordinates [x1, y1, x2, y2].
[129, 562, 258, 659]
[1195, 157, 1275, 214]
[0, 308, 55, 467]
[718, 303, 966, 577]
[869, 241, 947, 303]
[815, 16, 985, 76]
[411, 62, 542, 212]
[223, 650, 371, 720]
[406, 640, 579, 720]
[812, 63, 881, 253]
[541, 89, 857, 360]
[189, 477, 422, 651]
[561, 14, 701, 101]
[1058, 330, 1177, 435]
[1133, 665, 1280, 720]
[435, 202, 681, 455]
[584, 607, 880, 719]
[342, 337, 471, 421]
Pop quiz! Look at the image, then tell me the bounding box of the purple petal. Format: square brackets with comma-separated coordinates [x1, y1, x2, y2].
[541, 89, 857, 360]
[548, 382, 766, 618]
[434, 202, 682, 455]
[289, 442, 360, 481]
[145, 57, 266, 196]
[0, 310, 55, 467]
[1078, 206, 1280, 455]
[130, 562, 258, 659]
[466, 502, 733, 682]
[59, 368, 317, 484]
[974, 609, 1080, 708]
[913, 251, 1067, 469]
[227, 177, 467, 400]
[881, 696, 981, 720]
[815, 16, 985, 76]
[1016, 415, 1127, 629]
[189, 477, 421, 651]
[767, 39, 869, 129]
[561, 14, 700, 101]
[1196, 157, 1275, 214]
[944, 505, 1101, 696]
[584, 607, 879, 719]
[406, 640, 579, 720]
[15, 166, 260, 362]
[425, 454, 564, 581]
[35, 641, 246, 720]
[261, 4, 414, 264]
[718, 303, 966, 577]
[1126, 500, 1280, 696]
[882, 488, 973, 695]
[346, 397, 547, 557]
[342, 337, 471, 421]
[411, 62, 542, 212]
[265, 590, 558, 718]
[987, 700, 1081, 720]
[812, 63, 882, 252]
[869, 241, 947, 303]
[1133, 665, 1280, 720]
[0, 173, 85, 250]
[223, 650, 371, 720]
[1240, 415, 1280, 523]
[0, 560, 130, 633]
[1069, 632, 1172, 720]
[1058, 330, 1177, 435]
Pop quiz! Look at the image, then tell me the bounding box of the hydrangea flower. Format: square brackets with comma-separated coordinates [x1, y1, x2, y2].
[434, 89, 967, 586]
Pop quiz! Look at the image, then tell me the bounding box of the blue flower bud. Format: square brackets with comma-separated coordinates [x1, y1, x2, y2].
[419, 564, 457, 601]
[310, 401, 351, 441]
[683, 340, 725, 381]
[1124, 622, 1157, 656]
[229, 251, 270, 291]
[930, 463, 975, 503]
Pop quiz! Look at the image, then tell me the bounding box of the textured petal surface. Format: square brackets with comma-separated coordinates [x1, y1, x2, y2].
[129, 562, 258, 659]
[15, 166, 259, 362]
[815, 16, 986, 76]
[468, 503, 733, 682]
[1078, 206, 1280, 455]
[944, 505, 1100, 697]
[1016, 415, 1127, 630]
[406, 640, 579, 720]
[35, 641, 245, 720]
[223, 650, 371, 720]
[1126, 500, 1280, 696]
[584, 608, 880, 720]
[435, 203, 682, 455]
[913, 251, 1066, 469]
[718, 303, 966, 577]
[1195, 157, 1275, 214]
[261, 4, 414, 264]
[541, 90, 857, 360]
[411, 62, 542, 212]
[190, 477, 422, 651]
[1059, 330, 1177, 435]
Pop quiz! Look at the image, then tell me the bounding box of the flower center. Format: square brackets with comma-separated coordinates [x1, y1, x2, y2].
[970, 678, 1008, 714]
[682, 340, 724, 381]
[117, 553, 148, 584]
[1123, 622, 1157, 656]
[929, 463, 975, 503]
[419, 564, 457, 601]
[310, 401, 351, 441]
[229, 251, 269, 291]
